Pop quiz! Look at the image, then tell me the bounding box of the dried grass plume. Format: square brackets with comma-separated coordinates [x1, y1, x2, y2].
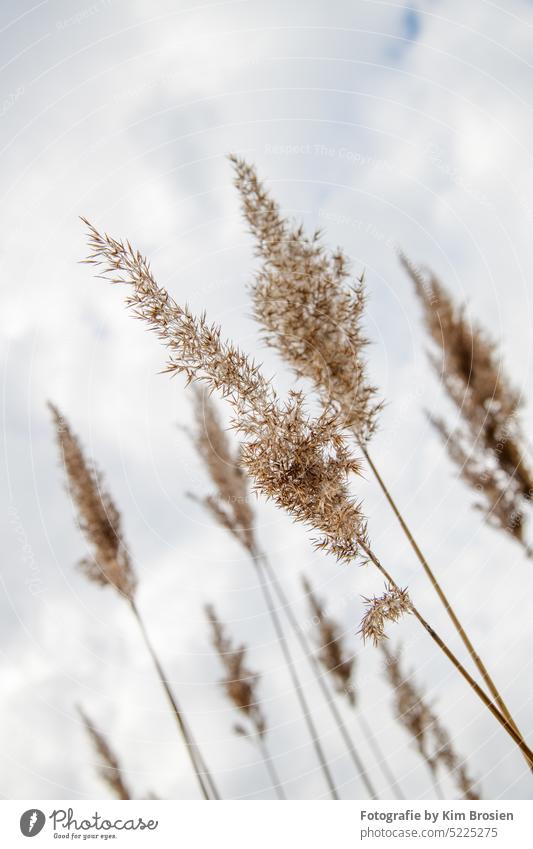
[77, 706, 132, 800]
[83, 220, 368, 563]
[230, 155, 381, 442]
[48, 402, 137, 599]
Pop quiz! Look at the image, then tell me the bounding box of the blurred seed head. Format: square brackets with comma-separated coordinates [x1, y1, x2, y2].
[205, 603, 267, 738]
[49, 402, 137, 600]
[302, 576, 356, 705]
[77, 705, 132, 800]
[401, 254, 533, 553]
[381, 642, 479, 800]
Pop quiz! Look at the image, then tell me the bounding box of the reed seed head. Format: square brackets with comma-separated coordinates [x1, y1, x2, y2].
[302, 576, 356, 705]
[188, 386, 256, 553]
[205, 604, 267, 738]
[77, 705, 132, 800]
[381, 642, 479, 800]
[401, 253, 533, 552]
[230, 155, 381, 442]
[84, 221, 368, 563]
[48, 402, 137, 600]
[359, 584, 412, 645]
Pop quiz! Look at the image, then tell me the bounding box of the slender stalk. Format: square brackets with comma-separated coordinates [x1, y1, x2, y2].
[356, 713, 405, 800]
[129, 600, 219, 800]
[429, 766, 444, 800]
[256, 734, 287, 800]
[250, 548, 340, 799]
[359, 541, 533, 764]
[256, 551, 384, 800]
[360, 444, 532, 768]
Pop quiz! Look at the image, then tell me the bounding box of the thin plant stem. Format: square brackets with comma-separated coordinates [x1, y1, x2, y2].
[356, 713, 405, 800]
[256, 734, 287, 800]
[358, 540, 533, 765]
[250, 548, 340, 799]
[360, 444, 532, 769]
[129, 600, 219, 800]
[429, 766, 444, 800]
[256, 551, 385, 800]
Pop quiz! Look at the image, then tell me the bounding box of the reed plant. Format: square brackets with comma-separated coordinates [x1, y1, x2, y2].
[77, 706, 132, 800]
[302, 576, 405, 799]
[205, 604, 286, 799]
[400, 254, 533, 555]
[49, 403, 219, 800]
[228, 159, 530, 768]
[188, 387, 377, 798]
[81, 220, 533, 771]
[381, 643, 479, 801]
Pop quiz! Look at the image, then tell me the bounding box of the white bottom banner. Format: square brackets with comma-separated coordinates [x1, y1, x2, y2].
[2, 800, 532, 847]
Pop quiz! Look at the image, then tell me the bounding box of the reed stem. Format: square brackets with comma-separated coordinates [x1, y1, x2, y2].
[250, 548, 340, 799]
[129, 600, 219, 800]
[360, 443, 532, 769]
[358, 541, 533, 765]
[356, 713, 405, 800]
[256, 734, 287, 800]
[255, 551, 387, 799]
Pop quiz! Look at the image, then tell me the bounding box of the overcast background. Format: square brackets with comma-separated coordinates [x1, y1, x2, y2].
[2, 0, 533, 801]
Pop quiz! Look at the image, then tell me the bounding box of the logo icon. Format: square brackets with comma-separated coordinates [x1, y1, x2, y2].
[20, 810, 46, 837]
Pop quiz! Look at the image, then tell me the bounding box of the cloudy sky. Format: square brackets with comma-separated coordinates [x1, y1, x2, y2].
[2, 0, 533, 801]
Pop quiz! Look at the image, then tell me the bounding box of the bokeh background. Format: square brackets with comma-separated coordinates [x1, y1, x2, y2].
[2, 0, 533, 800]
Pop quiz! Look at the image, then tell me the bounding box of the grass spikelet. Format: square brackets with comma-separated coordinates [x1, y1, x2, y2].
[359, 585, 412, 646]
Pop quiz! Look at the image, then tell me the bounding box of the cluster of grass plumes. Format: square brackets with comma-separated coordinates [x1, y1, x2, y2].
[48, 402, 137, 600]
[401, 254, 533, 554]
[77, 706, 132, 800]
[50, 402, 218, 800]
[230, 161, 529, 766]
[360, 584, 412, 646]
[230, 156, 381, 441]
[83, 218, 533, 768]
[301, 577, 356, 704]
[381, 643, 479, 801]
[205, 604, 267, 738]
[84, 220, 368, 563]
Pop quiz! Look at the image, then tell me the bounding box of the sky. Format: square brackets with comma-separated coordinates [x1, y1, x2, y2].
[2, 0, 533, 801]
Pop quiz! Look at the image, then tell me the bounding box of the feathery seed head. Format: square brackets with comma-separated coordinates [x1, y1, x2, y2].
[48, 402, 137, 600]
[205, 604, 266, 737]
[302, 576, 356, 704]
[359, 584, 412, 645]
[230, 156, 381, 442]
[84, 220, 368, 562]
[401, 253, 533, 552]
[77, 706, 131, 800]
[381, 643, 479, 800]
[189, 387, 256, 552]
